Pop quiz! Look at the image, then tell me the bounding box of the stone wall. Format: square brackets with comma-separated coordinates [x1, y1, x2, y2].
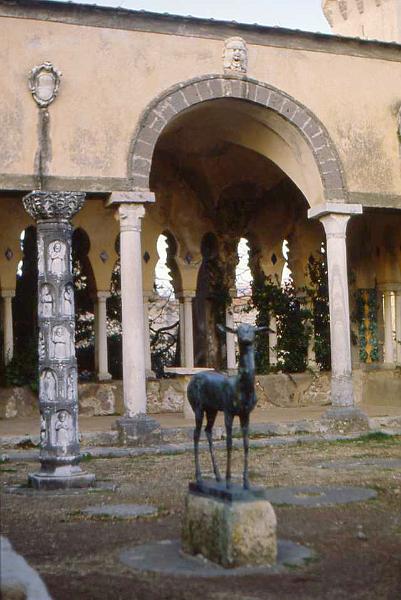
[1, 368, 399, 419]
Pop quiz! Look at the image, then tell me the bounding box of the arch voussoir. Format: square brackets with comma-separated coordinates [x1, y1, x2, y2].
[129, 75, 348, 202]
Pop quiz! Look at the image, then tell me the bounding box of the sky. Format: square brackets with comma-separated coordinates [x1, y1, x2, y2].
[50, 0, 331, 34]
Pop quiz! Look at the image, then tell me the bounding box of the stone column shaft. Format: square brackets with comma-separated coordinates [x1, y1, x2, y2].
[395, 290, 401, 366]
[119, 203, 147, 415]
[22, 190, 94, 489]
[1, 290, 15, 365]
[320, 214, 354, 406]
[143, 293, 152, 374]
[96, 292, 111, 381]
[225, 305, 236, 370]
[383, 290, 395, 365]
[179, 301, 185, 366]
[269, 314, 278, 367]
[183, 294, 195, 369]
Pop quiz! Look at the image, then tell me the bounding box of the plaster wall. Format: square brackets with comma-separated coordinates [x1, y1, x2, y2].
[0, 12, 400, 205]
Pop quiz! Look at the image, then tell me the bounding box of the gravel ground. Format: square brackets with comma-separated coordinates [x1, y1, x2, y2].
[1, 433, 401, 600]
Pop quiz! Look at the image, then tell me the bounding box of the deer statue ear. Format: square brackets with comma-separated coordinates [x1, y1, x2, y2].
[255, 326, 275, 334]
[217, 324, 237, 335]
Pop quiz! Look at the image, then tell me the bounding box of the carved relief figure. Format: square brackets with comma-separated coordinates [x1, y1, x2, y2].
[55, 410, 70, 453]
[41, 368, 57, 402]
[63, 284, 74, 316]
[38, 235, 45, 275]
[51, 325, 70, 360]
[48, 240, 66, 276]
[66, 369, 76, 401]
[40, 284, 53, 318]
[223, 37, 248, 74]
[38, 331, 46, 360]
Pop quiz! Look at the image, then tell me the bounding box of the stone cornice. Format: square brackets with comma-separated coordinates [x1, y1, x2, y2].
[1, 0, 400, 62]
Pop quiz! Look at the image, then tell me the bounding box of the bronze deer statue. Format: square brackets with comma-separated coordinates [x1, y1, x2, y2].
[187, 323, 270, 490]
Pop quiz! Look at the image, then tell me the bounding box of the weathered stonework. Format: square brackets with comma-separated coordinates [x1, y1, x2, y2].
[129, 75, 348, 203]
[182, 491, 277, 568]
[22, 190, 95, 489]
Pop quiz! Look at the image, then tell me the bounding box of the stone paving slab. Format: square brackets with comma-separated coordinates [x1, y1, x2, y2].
[120, 538, 314, 577]
[262, 486, 377, 507]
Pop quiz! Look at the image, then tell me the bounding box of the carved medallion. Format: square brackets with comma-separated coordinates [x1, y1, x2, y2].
[29, 62, 61, 108]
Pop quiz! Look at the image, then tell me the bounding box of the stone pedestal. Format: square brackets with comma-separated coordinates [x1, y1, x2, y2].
[182, 482, 277, 568]
[115, 414, 161, 446]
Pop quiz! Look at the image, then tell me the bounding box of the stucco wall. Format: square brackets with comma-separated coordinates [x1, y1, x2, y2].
[0, 7, 400, 207]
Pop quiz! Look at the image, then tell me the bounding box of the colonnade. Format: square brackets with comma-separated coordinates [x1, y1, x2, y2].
[2, 193, 401, 422]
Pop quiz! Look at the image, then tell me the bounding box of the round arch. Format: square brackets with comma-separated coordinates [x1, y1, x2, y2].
[128, 75, 348, 203]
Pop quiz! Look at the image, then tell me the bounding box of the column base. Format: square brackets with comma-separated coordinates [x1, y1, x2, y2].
[97, 372, 112, 381]
[322, 406, 369, 433]
[116, 414, 161, 446]
[28, 465, 96, 490]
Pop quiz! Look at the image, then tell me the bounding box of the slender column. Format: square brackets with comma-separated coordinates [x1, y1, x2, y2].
[23, 191, 95, 489]
[395, 289, 401, 366]
[383, 290, 395, 365]
[1, 290, 15, 365]
[183, 293, 195, 368]
[225, 304, 236, 370]
[320, 214, 354, 406]
[93, 302, 99, 373]
[269, 314, 278, 367]
[119, 203, 147, 415]
[179, 300, 185, 366]
[96, 292, 111, 381]
[309, 203, 363, 412]
[143, 292, 153, 375]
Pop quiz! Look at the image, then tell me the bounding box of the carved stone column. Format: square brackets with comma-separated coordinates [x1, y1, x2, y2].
[96, 291, 112, 381]
[23, 191, 95, 489]
[183, 293, 195, 369]
[1, 290, 15, 365]
[107, 192, 160, 446]
[382, 288, 395, 365]
[309, 203, 367, 422]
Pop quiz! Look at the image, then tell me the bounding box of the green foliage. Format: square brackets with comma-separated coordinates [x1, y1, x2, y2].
[305, 250, 331, 371]
[0, 339, 38, 390]
[252, 276, 311, 374]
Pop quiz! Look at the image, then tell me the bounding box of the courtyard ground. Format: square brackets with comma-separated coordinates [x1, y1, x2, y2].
[1, 432, 401, 600]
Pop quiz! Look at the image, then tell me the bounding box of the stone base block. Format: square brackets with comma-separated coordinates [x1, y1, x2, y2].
[322, 406, 369, 433]
[182, 487, 277, 568]
[28, 467, 95, 490]
[116, 415, 161, 446]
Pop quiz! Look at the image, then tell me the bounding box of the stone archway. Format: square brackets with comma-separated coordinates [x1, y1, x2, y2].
[128, 75, 348, 203]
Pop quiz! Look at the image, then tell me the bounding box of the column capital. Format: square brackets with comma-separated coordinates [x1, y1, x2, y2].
[117, 203, 146, 233]
[177, 291, 196, 300]
[308, 203, 363, 220]
[1, 289, 16, 299]
[97, 291, 111, 301]
[23, 191, 85, 222]
[106, 191, 156, 206]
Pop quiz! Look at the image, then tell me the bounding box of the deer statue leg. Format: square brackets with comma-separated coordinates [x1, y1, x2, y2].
[240, 413, 250, 489]
[194, 408, 203, 483]
[224, 411, 234, 489]
[205, 408, 221, 482]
